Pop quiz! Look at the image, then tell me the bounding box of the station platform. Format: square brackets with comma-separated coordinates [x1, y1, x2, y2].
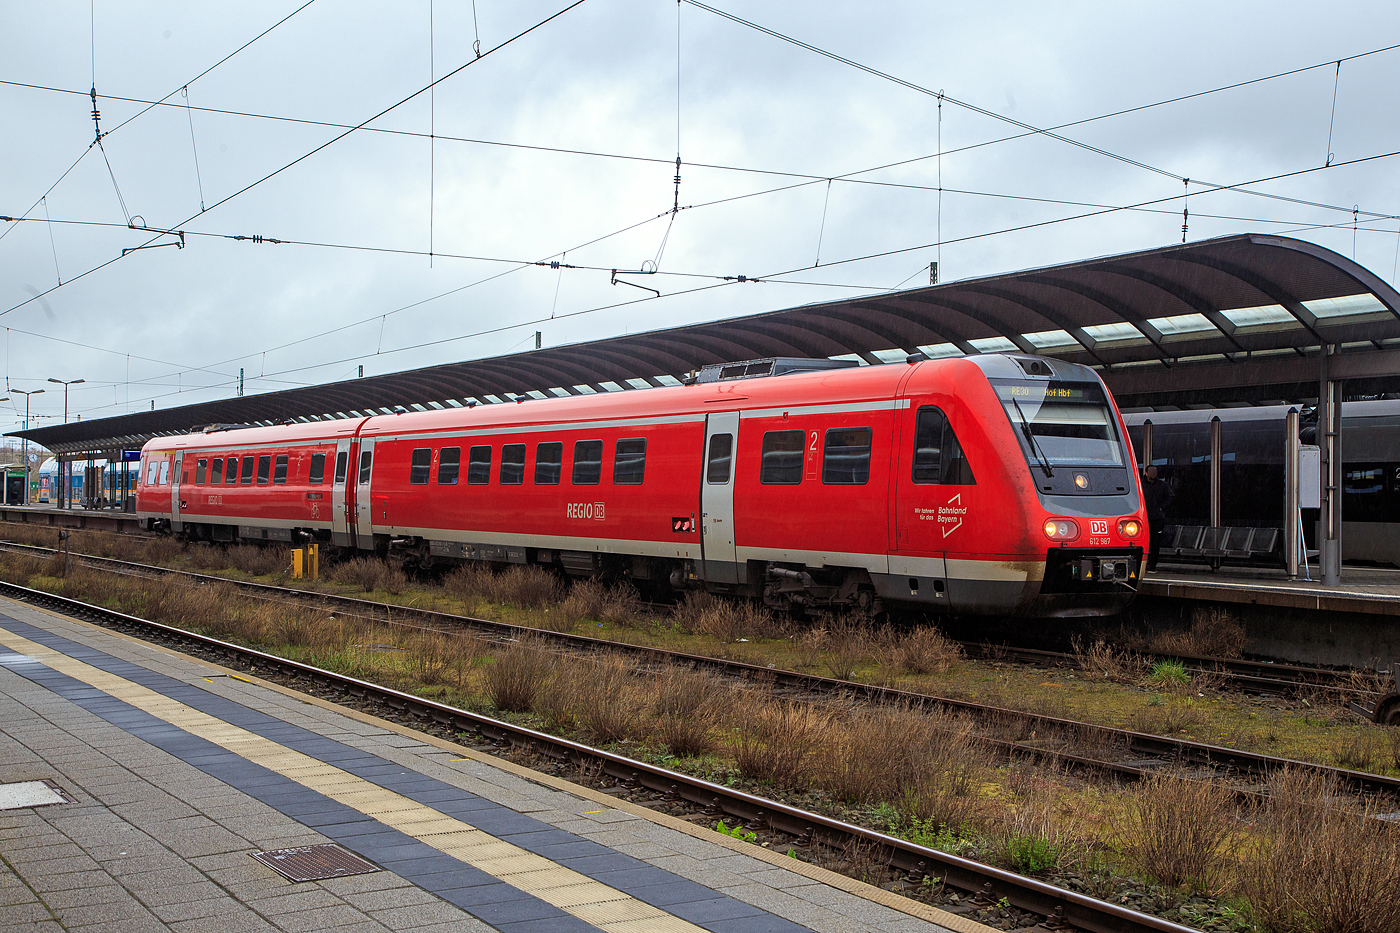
[0, 504, 141, 535]
[1140, 563, 1400, 615]
[0, 597, 982, 933]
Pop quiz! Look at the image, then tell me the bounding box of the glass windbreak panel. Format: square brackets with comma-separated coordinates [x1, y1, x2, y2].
[468, 446, 492, 485]
[761, 430, 804, 484]
[438, 447, 460, 485]
[613, 438, 646, 485]
[706, 434, 733, 484]
[195, 460, 207, 484]
[240, 456, 254, 484]
[334, 451, 348, 484]
[257, 455, 272, 485]
[822, 427, 871, 485]
[572, 440, 603, 485]
[409, 448, 432, 485]
[358, 450, 372, 484]
[992, 380, 1125, 469]
[500, 444, 525, 485]
[309, 453, 326, 484]
[211, 458, 224, 485]
[535, 442, 562, 484]
[273, 454, 288, 484]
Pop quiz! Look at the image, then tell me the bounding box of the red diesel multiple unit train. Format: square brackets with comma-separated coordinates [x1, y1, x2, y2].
[136, 353, 1147, 617]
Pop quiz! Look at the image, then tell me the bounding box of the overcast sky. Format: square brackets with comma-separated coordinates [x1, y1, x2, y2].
[3, 1, 1399, 443]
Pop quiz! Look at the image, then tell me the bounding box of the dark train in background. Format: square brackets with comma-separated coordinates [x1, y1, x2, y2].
[1125, 400, 1400, 567]
[136, 353, 1149, 618]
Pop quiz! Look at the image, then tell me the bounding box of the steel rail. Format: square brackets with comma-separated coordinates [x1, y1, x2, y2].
[5, 541, 1398, 797]
[0, 577, 1199, 933]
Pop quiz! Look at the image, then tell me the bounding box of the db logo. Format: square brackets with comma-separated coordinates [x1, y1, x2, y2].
[1089, 520, 1109, 536]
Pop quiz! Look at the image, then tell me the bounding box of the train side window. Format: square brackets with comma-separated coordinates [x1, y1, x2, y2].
[195, 460, 207, 485]
[912, 406, 976, 485]
[822, 427, 871, 485]
[613, 438, 646, 485]
[410, 448, 432, 485]
[438, 447, 460, 485]
[211, 458, 224, 485]
[358, 451, 372, 484]
[572, 440, 603, 485]
[240, 455, 255, 484]
[535, 442, 562, 485]
[500, 444, 525, 485]
[468, 446, 492, 485]
[158, 460, 170, 485]
[309, 453, 326, 485]
[706, 434, 733, 484]
[257, 455, 272, 485]
[334, 451, 348, 484]
[146, 459, 159, 486]
[760, 430, 804, 484]
[273, 454, 289, 484]
[226, 458, 239, 484]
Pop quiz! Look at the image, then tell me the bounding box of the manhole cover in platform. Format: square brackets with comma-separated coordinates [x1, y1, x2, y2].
[0, 780, 73, 810]
[251, 844, 380, 882]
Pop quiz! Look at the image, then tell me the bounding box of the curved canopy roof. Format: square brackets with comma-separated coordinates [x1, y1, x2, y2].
[18, 233, 1400, 458]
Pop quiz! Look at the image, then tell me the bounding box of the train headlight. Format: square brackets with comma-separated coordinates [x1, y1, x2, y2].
[1043, 519, 1079, 541]
[1118, 519, 1142, 538]
[1073, 473, 1090, 490]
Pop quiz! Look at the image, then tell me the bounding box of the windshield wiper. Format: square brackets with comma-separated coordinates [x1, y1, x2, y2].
[1012, 398, 1055, 478]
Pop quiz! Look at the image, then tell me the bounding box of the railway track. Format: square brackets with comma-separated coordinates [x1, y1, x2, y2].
[6, 541, 1399, 800]
[0, 576, 1202, 933]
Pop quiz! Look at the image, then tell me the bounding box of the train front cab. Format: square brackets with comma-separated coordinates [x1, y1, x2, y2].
[976, 355, 1146, 616]
[885, 356, 1146, 617]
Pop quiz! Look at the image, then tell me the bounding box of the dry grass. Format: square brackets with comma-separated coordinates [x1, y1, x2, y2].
[577, 654, 644, 744]
[649, 667, 723, 758]
[442, 563, 566, 611]
[1117, 768, 1236, 891]
[561, 579, 640, 626]
[992, 768, 1091, 875]
[892, 625, 963, 675]
[1149, 606, 1247, 658]
[1071, 635, 1142, 683]
[1239, 768, 1400, 933]
[732, 695, 833, 789]
[687, 600, 779, 643]
[484, 638, 555, 712]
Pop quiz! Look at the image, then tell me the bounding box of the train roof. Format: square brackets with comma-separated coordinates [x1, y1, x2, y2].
[1123, 398, 1400, 426]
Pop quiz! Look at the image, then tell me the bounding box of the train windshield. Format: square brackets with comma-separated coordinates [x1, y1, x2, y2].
[991, 380, 1126, 469]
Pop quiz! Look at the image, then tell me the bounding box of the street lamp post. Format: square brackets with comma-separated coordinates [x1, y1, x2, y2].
[48, 378, 83, 509]
[47, 378, 83, 424]
[12, 389, 44, 505]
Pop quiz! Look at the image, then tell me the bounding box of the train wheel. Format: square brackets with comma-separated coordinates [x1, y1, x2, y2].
[1376, 695, 1400, 726]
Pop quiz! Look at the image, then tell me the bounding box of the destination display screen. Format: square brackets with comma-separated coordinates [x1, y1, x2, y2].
[992, 379, 1125, 469]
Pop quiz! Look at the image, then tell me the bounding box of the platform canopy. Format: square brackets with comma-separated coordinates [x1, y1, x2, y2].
[16, 233, 1400, 459]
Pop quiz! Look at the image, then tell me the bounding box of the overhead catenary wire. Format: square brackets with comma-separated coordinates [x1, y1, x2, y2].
[681, 1, 1395, 221]
[9, 54, 1396, 224]
[2, 1, 594, 321]
[0, 2, 317, 246]
[182, 87, 207, 212]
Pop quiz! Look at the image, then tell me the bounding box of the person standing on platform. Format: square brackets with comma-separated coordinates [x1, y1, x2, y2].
[1142, 465, 1173, 571]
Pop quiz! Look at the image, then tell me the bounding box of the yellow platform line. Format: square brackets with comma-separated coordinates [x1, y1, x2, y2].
[0, 630, 709, 933]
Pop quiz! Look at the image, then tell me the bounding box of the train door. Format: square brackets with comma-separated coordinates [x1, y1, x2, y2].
[700, 412, 739, 583]
[354, 438, 376, 546]
[891, 404, 952, 605]
[170, 451, 185, 533]
[331, 439, 355, 548]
